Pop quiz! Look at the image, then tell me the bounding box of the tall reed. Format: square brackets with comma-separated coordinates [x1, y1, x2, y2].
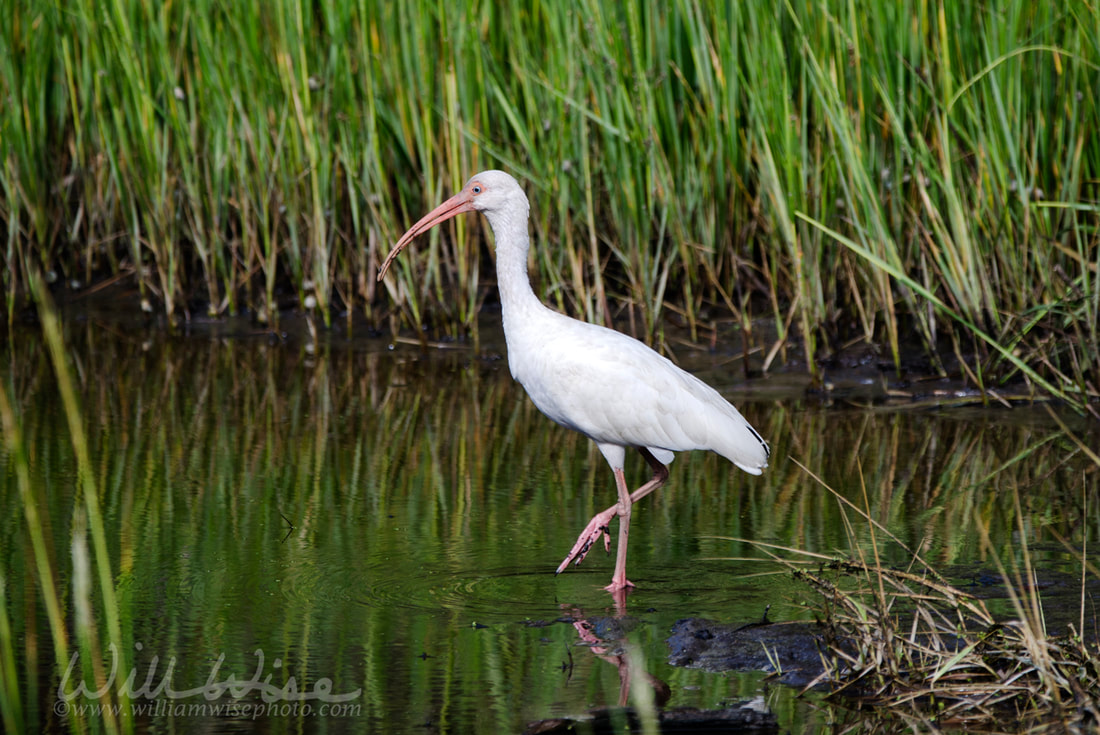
[1, 1, 1096, 405]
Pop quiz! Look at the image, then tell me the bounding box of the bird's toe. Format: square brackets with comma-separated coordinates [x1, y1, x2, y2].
[556, 512, 617, 573]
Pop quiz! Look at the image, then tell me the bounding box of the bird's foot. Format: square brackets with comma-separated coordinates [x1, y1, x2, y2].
[604, 579, 635, 614]
[555, 507, 619, 574]
[603, 578, 635, 592]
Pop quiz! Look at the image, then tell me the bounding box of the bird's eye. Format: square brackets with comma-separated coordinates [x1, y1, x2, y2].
[471, 184, 483, 195]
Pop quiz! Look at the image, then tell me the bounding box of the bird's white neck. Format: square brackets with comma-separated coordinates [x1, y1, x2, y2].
[484, 197, 543, 323]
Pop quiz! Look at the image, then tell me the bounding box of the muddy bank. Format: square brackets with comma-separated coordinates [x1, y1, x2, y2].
[666, 566, 1100, 681]
[666, 617, 830, 687]
[15, 281, 1078, 415]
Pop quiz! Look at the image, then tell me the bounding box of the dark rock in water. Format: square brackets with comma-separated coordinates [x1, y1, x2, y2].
[524, 699, 777, 734]
[667, 618, 832, 687]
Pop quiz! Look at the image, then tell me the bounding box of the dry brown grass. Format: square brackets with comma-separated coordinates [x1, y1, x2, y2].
[796, 558, 1100, 731]
[764, 459, 1100, 732]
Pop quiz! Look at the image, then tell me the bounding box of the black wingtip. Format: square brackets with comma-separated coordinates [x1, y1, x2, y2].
[747, 423, 770, 458]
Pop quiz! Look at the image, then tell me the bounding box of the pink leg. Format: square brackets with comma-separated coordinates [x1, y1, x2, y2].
[556, 449, 670, 588]
[605, 467, 634, 591]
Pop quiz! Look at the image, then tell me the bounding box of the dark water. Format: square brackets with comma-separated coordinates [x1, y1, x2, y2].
[2, 318, 1097, 733]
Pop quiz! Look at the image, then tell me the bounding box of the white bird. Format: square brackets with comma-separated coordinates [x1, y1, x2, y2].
[378, 171, 769, 594]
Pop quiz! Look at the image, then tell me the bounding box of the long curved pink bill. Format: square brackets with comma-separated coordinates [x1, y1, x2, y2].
[376, 190, 476, 281]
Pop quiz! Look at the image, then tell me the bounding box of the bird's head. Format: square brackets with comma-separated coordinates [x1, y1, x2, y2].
[378, 170, 529, 281]
[459, 170, 526, 214]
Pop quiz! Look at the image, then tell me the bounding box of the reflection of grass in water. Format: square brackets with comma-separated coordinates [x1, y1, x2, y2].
[0, 387, 61, 733]
[2, 325, 1098, 731]
[752, 456, 1100, 731]
[2, 276, 129, 734]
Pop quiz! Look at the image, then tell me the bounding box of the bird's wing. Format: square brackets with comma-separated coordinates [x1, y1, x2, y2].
[510, 315, 768, 473]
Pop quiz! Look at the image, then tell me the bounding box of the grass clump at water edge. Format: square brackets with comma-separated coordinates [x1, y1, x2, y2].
[798, 558, 1100, 730]
[735, 458, 1100, 732]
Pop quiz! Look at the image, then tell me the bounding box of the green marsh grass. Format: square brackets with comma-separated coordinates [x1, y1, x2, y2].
[2, 1, 1097, 406]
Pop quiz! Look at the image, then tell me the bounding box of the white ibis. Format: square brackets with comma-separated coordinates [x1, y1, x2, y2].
[378, 171, 769, 593]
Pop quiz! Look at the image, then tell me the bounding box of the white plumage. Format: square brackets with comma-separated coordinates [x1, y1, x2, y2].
[509, 310, 766, 472]
[379, 170, 769, 594]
